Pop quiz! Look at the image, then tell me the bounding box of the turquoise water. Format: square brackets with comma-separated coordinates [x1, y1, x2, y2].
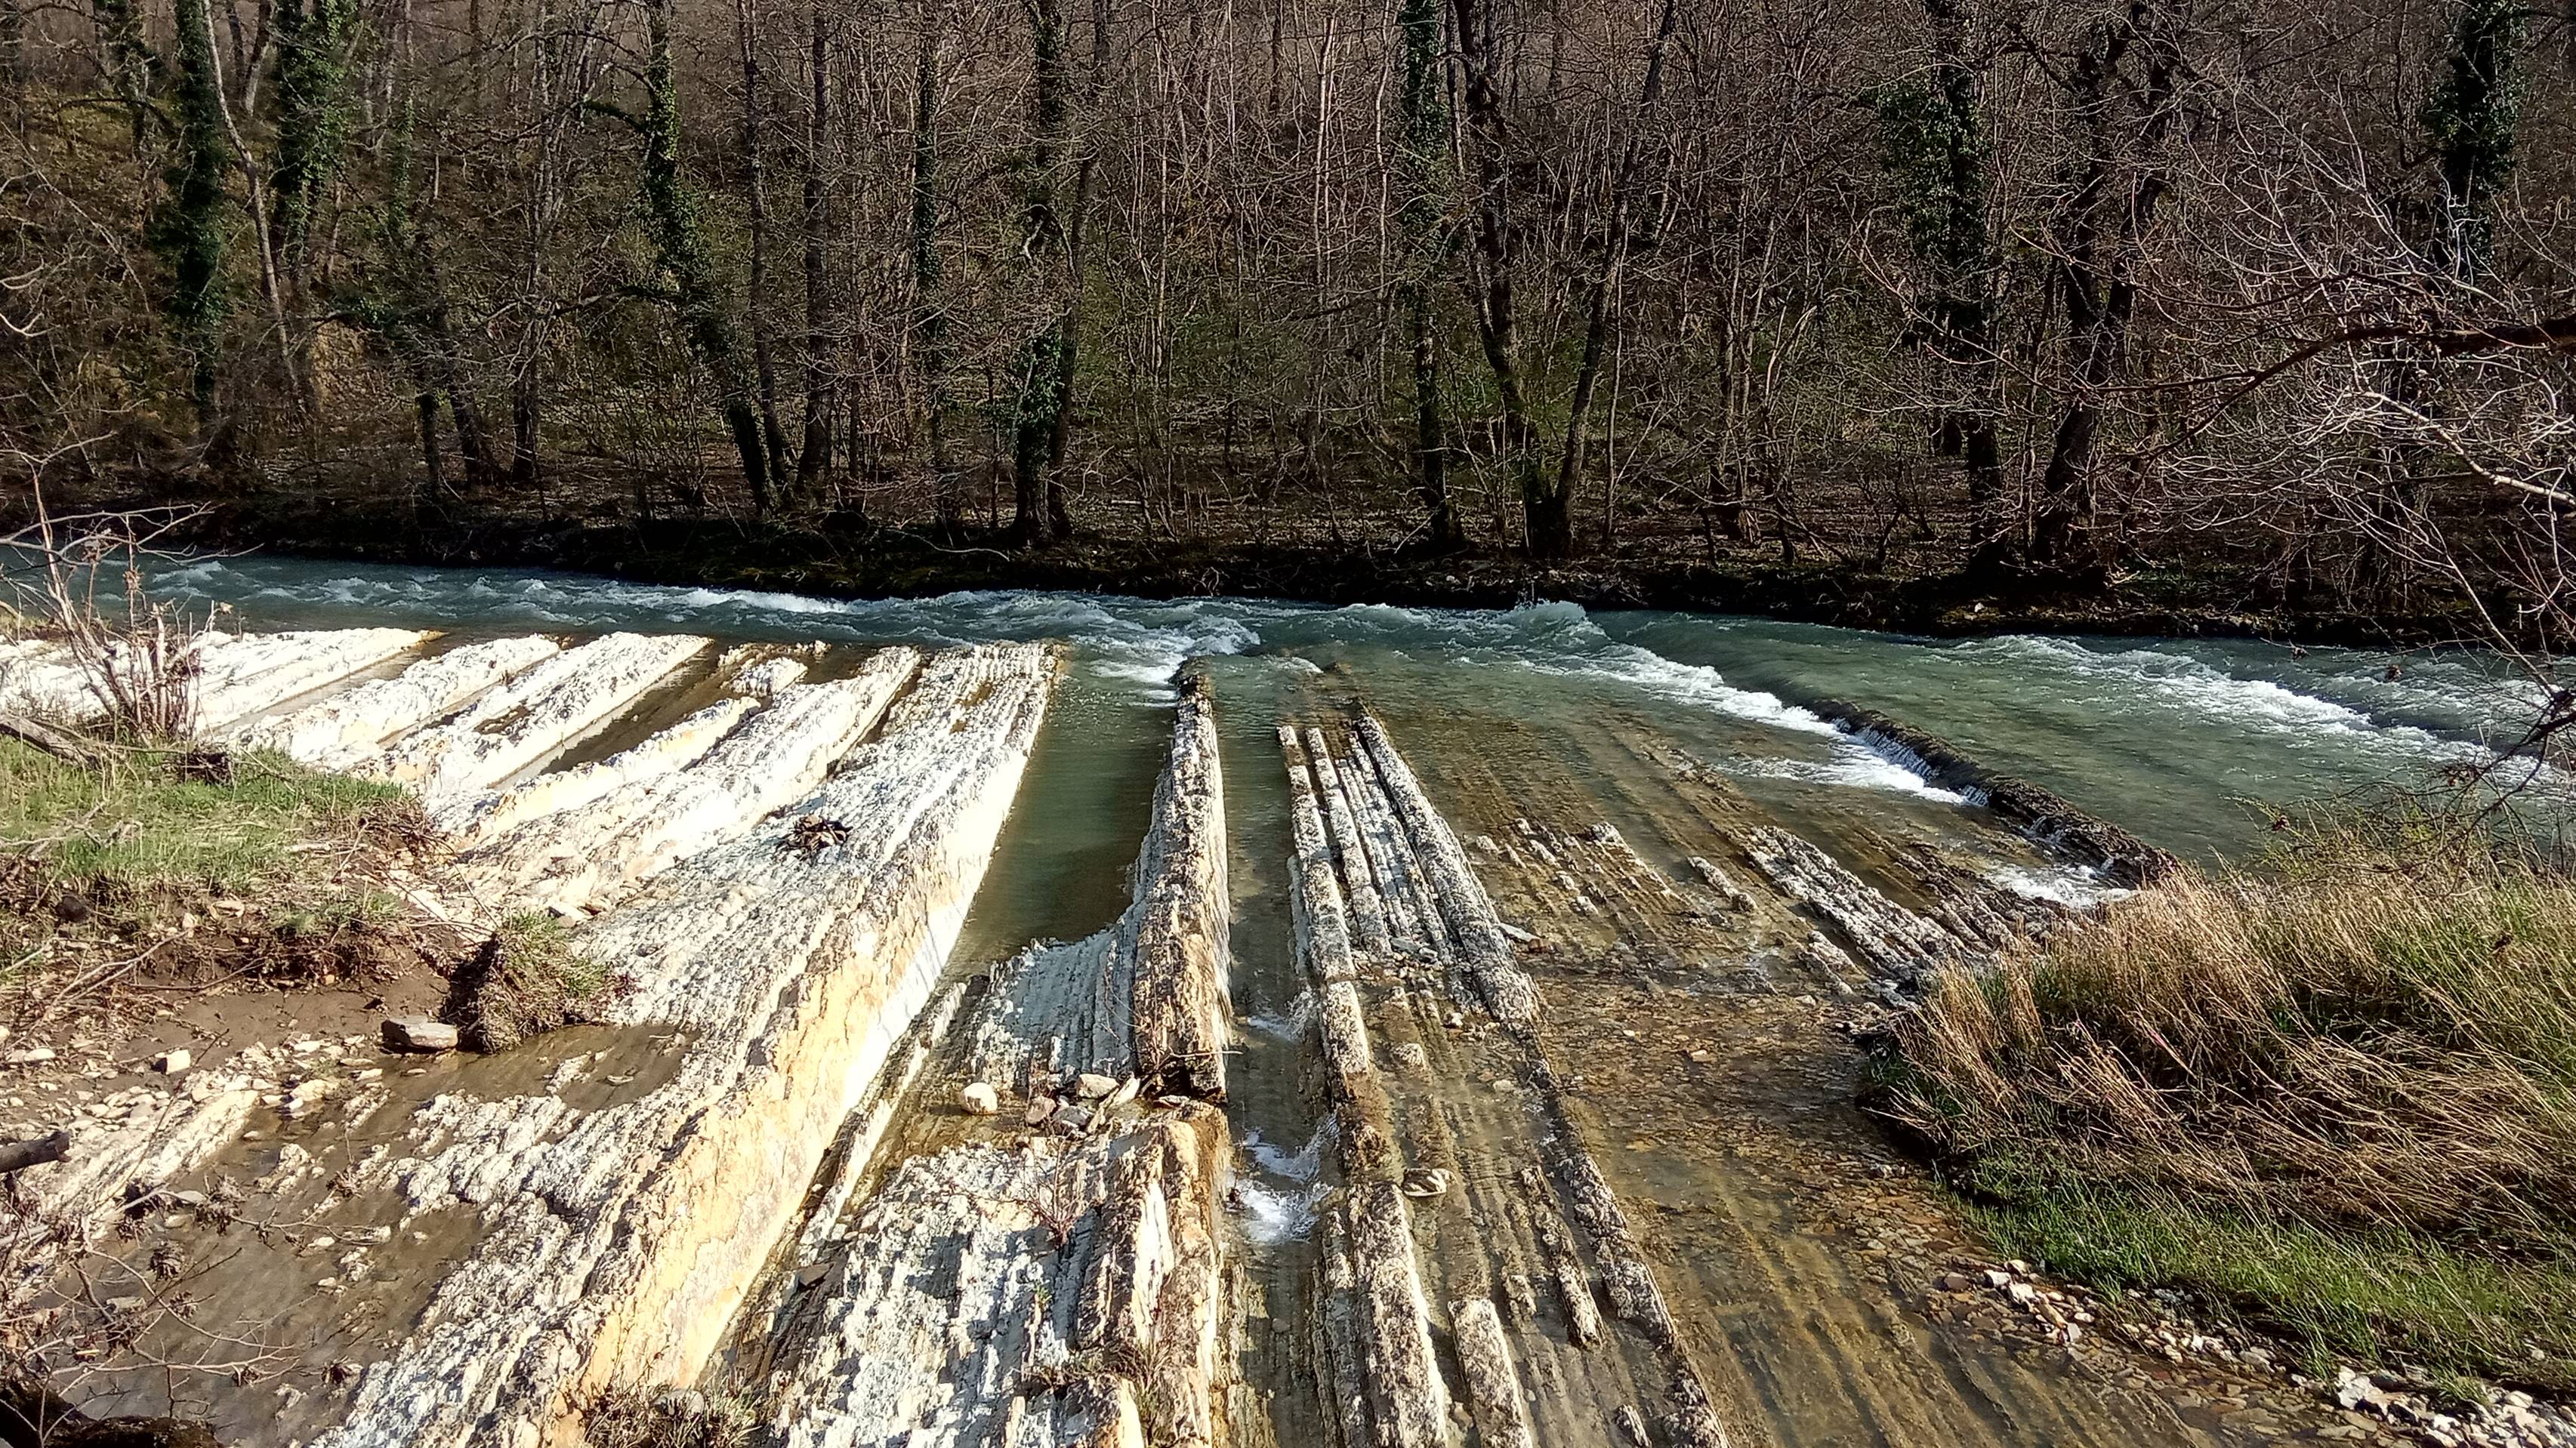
[137, 552, 2539, 863]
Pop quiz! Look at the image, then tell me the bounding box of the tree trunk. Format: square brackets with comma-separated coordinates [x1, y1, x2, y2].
[1395, 0, 1459, 550]
[416, 390, 447, 491]
[1039, 0, 1109, 542]
[909, 0, 958, 535]
[1556, 0, 1677, 553]
[163, 0, 233, 420]
[736, 0, 794, 506]
[797, 5, 833, 488]
[1009, 0, 1070, 545]
[1449, 0, 1548, 556]
[643, 0, 770, 514]
[2031, 0, 2186, 576]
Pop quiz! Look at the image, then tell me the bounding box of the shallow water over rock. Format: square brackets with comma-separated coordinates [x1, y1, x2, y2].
[5, 556, 2530, 1448]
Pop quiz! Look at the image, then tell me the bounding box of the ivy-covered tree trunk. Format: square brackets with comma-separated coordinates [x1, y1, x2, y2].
[347, 99, 499, 491]
[1007, 0, 1071, 545]
[642, 0, 772, 515]
[797, 5, 834, 489]
[910, 0, 959, 535]
[1450, 0, 1550, 557]
[736, 0, 794, 505]
[268, 0, 356, 289]
[2423, 0, 2521, 282]
[1393, 0, 1459, 550]
[158, 0, 233, 420]
[1878, 0, 2002, 528]
[93, 0, 154, 154]
[1039, 0, 1108, 542]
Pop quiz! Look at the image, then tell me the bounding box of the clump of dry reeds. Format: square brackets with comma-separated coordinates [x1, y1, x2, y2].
[1878, 815, 2576, 1251]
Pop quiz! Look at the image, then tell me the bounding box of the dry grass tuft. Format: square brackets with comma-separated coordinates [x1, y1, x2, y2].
[1874, 812, 2576, 1385]
[439, 912, 615, 1052]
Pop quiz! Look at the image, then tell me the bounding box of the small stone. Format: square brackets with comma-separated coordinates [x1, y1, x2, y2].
[1686, 1048, 1714, 1064]
[1106, 1077, 1142, 1109]
[1023, 1095, 1057, 1127]
[1071, 1073, 1117, 1101]
[1399, 1168, 1452, 1199]
[3, 1049, 57, 1067]
[1940, 1273, 1972, 1292]
[1393, 1043, 1429, 1070]
[958, 1083, 1001, 1116]
[2331, 1367, 2394, 1416]
[1984, 1269, 2013, 1289]
[381, 1018, 458, 1053]
[154, 1049, 192, 1074]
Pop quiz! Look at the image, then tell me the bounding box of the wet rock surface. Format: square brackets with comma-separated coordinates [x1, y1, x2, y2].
[6, 622, 2559, 1448]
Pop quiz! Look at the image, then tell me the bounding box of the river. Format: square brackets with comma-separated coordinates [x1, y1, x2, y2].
[43, 549, 2543, 1446]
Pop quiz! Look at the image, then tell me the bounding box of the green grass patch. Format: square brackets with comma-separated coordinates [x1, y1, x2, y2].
[1955, 1171, 2576, 1393]
[440, 911, 615, 1052]
[0, 735, 405, 894]
[1874, 808, 2576, 1391]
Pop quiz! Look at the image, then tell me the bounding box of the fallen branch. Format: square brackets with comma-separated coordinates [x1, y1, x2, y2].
[0, 1130, 69, 1175]
[0, 713, 110, 769]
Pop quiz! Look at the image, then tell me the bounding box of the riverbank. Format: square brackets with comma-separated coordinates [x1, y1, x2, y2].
[1871, 811, 2576, 1407]
[122, 482, 2478, 652]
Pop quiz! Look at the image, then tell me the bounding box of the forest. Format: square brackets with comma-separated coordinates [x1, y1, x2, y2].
[3, 0, 2574, 636]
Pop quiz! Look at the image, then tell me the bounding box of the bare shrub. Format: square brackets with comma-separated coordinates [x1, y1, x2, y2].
[2, 480, 210, 743]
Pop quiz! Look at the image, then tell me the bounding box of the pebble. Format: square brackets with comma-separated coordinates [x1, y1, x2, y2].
[381, 1017, 458, 1053]
[958, 1083, 1001, 1116]
[154, 1049, 192, 1074]
[1071, 1073, 1117, 1101]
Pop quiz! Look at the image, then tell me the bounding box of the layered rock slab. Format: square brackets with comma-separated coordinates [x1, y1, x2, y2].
[370, 631, 711, 812]
[1279, 710, 1732, 1448]
[309, 642, 1059, 1448]
[964, 671, 1232, 1098]
[454, 649, 918, 915]
[230, 634, 563, 767]
[0, 627, 430, 730]
[764, 676, 1237, 1448]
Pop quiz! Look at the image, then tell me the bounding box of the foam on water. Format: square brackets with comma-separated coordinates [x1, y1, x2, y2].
[1985, 864, 2135, 910]
[1234, 1120, 1335, 1246]
[1234, 1178, 1331, 1246]
[1242, 990, 1317, 1043]
[131, 554, 2564, 849]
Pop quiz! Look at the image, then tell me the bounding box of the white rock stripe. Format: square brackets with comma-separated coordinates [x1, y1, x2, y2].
[190, 628, 437, 732]
[228, 635, 563, 767]
[455, 648, 921, 915]
[0, 627, 430, 732]
[311, 642, 1057, 1448]
[437, 696, 755, 845]
[370, 631, 711, 809]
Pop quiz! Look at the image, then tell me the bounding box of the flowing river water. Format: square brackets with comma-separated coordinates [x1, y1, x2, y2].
[21, 552, 2553, 1447]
